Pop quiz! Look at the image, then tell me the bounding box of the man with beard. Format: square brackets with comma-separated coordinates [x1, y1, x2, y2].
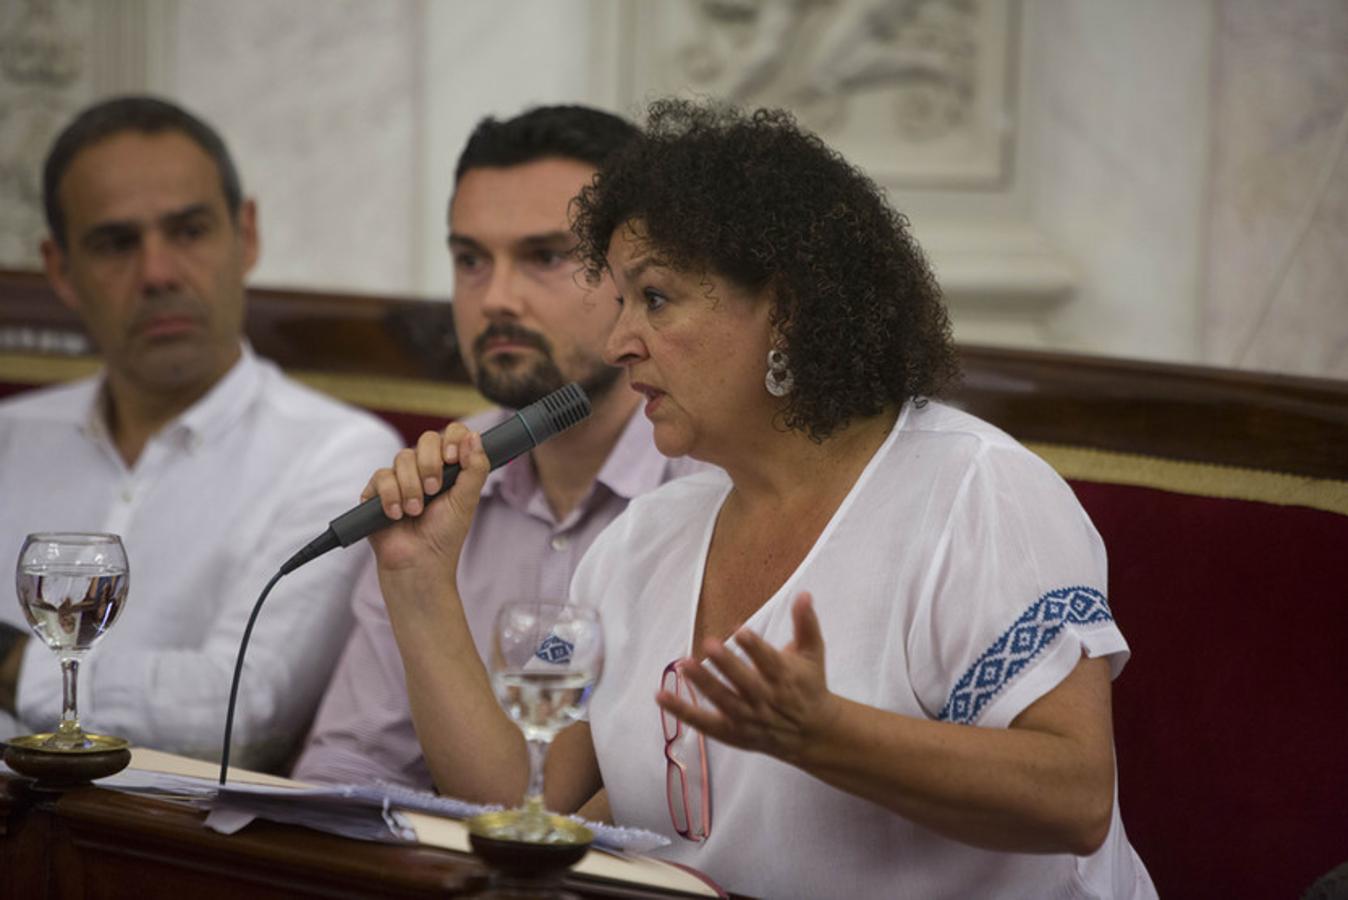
[292, 106, 702, 791]
[0, 97, 402, 770]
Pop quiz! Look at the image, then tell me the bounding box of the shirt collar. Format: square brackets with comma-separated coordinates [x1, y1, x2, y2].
[480, 404, 672, 513]
[175, 342, 261, 443]
[81, 341, 260, 448]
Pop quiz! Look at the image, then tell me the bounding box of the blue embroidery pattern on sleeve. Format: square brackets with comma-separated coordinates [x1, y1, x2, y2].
[939, 586, 1112, 725]
[535, 633, 574, 665]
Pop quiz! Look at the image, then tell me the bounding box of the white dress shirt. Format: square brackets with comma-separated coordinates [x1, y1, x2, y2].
[578, 400, 1156, 899]
[0, 345, 402, 771]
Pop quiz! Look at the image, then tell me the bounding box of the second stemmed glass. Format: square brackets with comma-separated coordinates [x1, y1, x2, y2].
[486, 601, 603, 844]
[13, 532, 129, 753]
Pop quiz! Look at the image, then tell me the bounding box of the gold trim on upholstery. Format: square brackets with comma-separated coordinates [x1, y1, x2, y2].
[289, 370, 491, 420]
[0, 353, 99, 384]
[0, 352, 492, 421]
[1029, 442, 1348, 516]
[5, 353, 1342, 513]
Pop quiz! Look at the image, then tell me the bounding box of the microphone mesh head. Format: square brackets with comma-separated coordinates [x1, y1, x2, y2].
[537, 383, 591, 435]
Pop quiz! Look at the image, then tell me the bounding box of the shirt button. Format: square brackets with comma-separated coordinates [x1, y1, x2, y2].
[550, 535, 569, 551]
[121, 489, 133, 503]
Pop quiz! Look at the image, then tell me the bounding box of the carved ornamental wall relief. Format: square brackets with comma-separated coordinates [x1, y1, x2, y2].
[623, 0, 1015, 188]
[0, 0, 164, 274]
[0, 0, 91, 269]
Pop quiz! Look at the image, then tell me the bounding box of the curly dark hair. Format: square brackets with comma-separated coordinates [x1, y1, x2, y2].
[572, 99, 959, 442]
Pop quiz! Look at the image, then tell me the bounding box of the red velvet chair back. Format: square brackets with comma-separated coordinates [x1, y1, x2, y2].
[1071, 480, 1348, 899]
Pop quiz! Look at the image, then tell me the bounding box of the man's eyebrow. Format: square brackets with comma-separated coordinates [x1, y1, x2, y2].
[447, 230, 577, 250]
[159, 203, 215, 226]
[77, 202, 217, 249]
[78, 220, 140, 249]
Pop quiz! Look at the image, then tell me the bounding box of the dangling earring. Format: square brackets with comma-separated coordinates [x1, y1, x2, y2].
[765, 347, 794, 397]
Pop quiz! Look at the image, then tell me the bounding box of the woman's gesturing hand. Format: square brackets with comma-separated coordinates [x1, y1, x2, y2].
[657, 592, 843, 766]
[361, 424, 490, 573]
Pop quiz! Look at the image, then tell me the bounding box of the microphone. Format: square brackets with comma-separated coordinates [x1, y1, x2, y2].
[220, 383, 590, 783]
[278, 382, 591, 575]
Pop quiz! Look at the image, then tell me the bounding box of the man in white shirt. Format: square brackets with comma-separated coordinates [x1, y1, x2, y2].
[0, 96, 402, 770]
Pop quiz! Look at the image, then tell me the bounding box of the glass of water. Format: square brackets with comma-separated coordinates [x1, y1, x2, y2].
[15, 532, 129, 752]
[487, 601, 603, 843]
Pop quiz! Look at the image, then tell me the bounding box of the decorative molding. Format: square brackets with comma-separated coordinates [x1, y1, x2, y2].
[920, 220, 1074, 309]
[0, 0, 85, 88]
[618, 0, 1015, 188]
[86, 0, 176, 95]
[0, 0, 91, 269]
[919, 217, 1073, 349]
[0, 0, 170, 269]
[611, 0, 1074, 338]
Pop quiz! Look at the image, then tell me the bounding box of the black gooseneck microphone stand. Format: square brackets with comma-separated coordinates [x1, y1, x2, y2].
[216, 383, 591, 784]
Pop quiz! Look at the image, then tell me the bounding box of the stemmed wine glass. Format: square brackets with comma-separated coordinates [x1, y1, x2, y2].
[484, 601, 603, 844]
[13, 532, 129, 753]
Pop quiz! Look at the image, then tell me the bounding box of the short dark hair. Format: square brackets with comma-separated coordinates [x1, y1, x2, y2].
[573, 99, 960, 442]
[453, 104, 637, 183]
[43, 95, 243, 249]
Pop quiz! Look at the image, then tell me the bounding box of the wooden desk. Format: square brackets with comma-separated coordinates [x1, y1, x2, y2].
[0, 772, 710, 899]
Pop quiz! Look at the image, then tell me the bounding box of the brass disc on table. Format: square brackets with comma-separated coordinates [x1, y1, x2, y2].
[467, 810, 593, 882]
[3, 733, 131, 788]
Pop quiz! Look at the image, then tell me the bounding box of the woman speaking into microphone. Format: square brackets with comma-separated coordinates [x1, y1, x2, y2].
[360, 99, 1155, 899]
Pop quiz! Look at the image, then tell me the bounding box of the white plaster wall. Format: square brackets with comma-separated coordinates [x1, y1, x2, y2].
[170, 0, 421, 297]
[2, 0, 1346, 380]
[1201, 0, 1348, 378]
[417, 0, 618, 300]
[1020, 0, 1214, 364]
